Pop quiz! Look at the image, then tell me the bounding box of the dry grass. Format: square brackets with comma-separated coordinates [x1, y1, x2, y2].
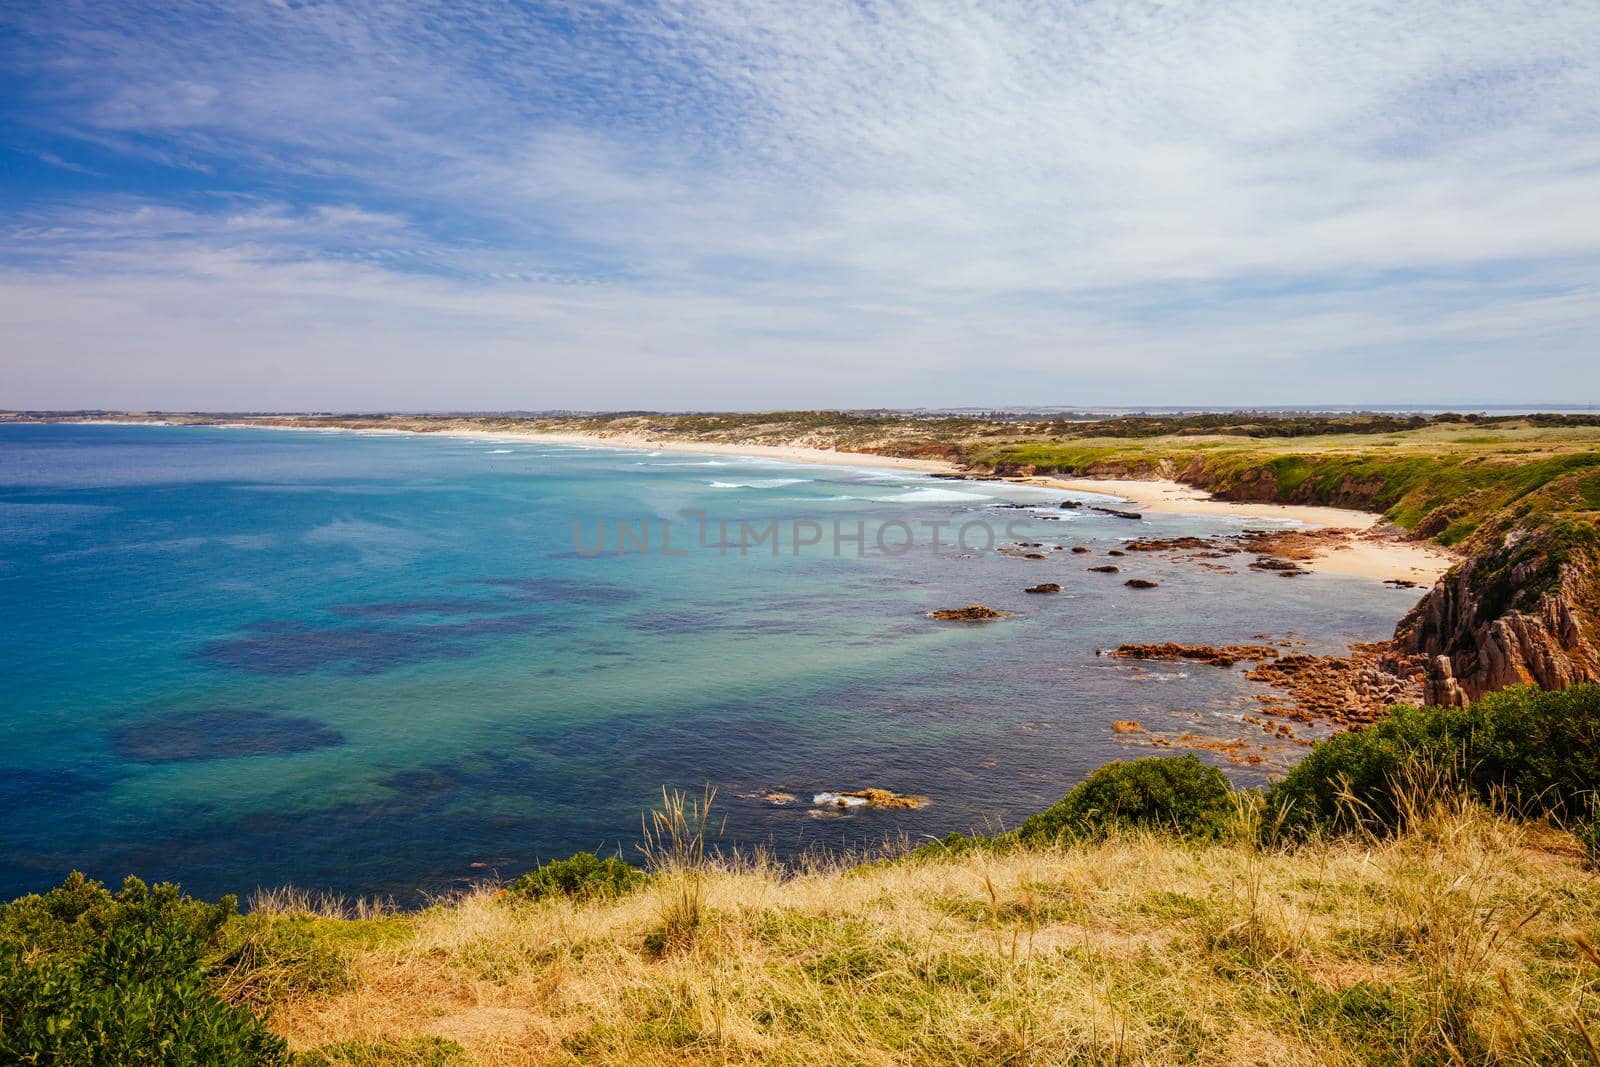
[263, 800, 1600, 1065]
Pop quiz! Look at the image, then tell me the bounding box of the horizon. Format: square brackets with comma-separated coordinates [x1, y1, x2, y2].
[10, 404, 1600, 418]
[4, 2, 1600, 409]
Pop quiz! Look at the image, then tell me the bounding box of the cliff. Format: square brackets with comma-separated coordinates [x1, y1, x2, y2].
[1396, 521, 1600, 704]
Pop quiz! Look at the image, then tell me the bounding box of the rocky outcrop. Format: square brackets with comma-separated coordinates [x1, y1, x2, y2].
[1394, 524, 1600, 704]
[928, 605, 1013, 621]
[813, 788, 928, 810]
[1246, 644, 1427, 726]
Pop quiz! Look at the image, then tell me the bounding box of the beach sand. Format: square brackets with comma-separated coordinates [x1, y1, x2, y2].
[460, 428, 1459, 585]
[1033, 476, 1457, 584]
[137, 418, 1456, 585]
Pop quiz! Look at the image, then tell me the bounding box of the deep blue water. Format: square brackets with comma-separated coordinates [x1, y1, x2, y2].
[0, 424, 1422, 901]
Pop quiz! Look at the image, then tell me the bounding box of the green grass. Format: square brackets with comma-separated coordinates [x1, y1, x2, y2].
[965, 423, 1600, 551]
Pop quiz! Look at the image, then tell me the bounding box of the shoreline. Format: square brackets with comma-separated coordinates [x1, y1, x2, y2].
[65, 417, 1457, 582]
[433, 427, 1459, 585]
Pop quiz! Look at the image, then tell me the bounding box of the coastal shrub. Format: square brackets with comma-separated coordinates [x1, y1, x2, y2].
[0, 872, 288, 1065]
[1016, 755, 1235, 843]
[1266, 684, 1600, 838]
[505, 852, 646, 903]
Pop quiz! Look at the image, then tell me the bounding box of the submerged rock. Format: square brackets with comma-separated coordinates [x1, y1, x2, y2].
[1025, 582, 1061, 594]
[1127, 536, 1217, 552]
[1071, 545, 1090, 554]
[1113, 643, 1280, 668]
[1124, 578, 1160, 589]
[1250, 558, 1306, 574]
[1088, 565, 1120, 574]
[739, 790, 797, 806]
[928, 605, 1013, 621]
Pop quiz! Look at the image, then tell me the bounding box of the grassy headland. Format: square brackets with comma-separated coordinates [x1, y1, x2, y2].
[963, 421, 1600, 551]
[5, 411, 1600, 1062]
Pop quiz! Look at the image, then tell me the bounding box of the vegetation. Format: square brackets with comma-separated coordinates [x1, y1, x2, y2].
[4, 705, 1598, 1063]
[8, 411, 1600, 1060]
[0, 874, 289, 1065]
[504, 852, 647, 904]
[1267, 684, 1600, 839]
[1017, 754, 1235, 843]
[966, 428, 1600, 551]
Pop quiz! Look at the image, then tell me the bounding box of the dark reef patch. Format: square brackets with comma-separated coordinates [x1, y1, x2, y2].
[191, 612, 558, 675]
[626, 610, 724, 633]
[0, 768, 116, 815]
[468, 576, 638, 603]
[112, 707, 344, 763]
[330, 597, 509, 618]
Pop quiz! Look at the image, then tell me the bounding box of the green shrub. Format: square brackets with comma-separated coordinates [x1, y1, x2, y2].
[1266, 684, 1600, 837]
[0, 872, 289, 1065]
[504, 852, 646, 903]
[1016, 755, 1235, 843]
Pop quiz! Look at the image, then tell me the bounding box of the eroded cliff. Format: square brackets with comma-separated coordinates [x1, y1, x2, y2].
[1396, 521, 1600, 704]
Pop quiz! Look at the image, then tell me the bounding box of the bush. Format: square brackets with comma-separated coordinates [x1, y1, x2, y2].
[1016, 755, 1235, 843]
[0, 872, 288, 1065]
[504, 852, 646, 903]
[1266, 684, 1600, 838]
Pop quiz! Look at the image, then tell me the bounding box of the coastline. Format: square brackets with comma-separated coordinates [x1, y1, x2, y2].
[434, 427, 1459, 584]
[75, 417, 1459, 583]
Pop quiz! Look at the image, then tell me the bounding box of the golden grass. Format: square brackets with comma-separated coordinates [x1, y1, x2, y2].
[264, 801, 1600, 1065]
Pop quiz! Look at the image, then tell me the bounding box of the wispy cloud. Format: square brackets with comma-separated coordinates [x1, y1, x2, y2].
[2, 0, 1598, 408]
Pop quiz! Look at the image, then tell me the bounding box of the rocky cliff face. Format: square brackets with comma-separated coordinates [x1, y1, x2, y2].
[1394, 525, 1600, 704]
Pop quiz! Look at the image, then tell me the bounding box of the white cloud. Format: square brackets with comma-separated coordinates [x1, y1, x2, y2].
[2, 0, 1599, 406]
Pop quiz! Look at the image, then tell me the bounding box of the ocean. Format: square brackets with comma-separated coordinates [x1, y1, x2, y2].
[0, 423, 1420, 901]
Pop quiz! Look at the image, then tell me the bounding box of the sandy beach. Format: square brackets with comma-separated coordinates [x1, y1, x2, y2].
[1033, 476, 1458, 584]
[88, 417, 1458, 584]
[444, 427, 1459, 585]
[105, 418, 1458, 584]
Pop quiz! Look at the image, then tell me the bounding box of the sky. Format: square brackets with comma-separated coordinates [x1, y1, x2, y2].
[2, 1, 1598, 412]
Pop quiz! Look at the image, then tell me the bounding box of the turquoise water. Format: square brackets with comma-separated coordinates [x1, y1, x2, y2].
[0, 424, 1420, 900]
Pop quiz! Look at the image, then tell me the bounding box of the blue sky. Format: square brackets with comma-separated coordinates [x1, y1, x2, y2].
[2, 0, 1598, 410]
